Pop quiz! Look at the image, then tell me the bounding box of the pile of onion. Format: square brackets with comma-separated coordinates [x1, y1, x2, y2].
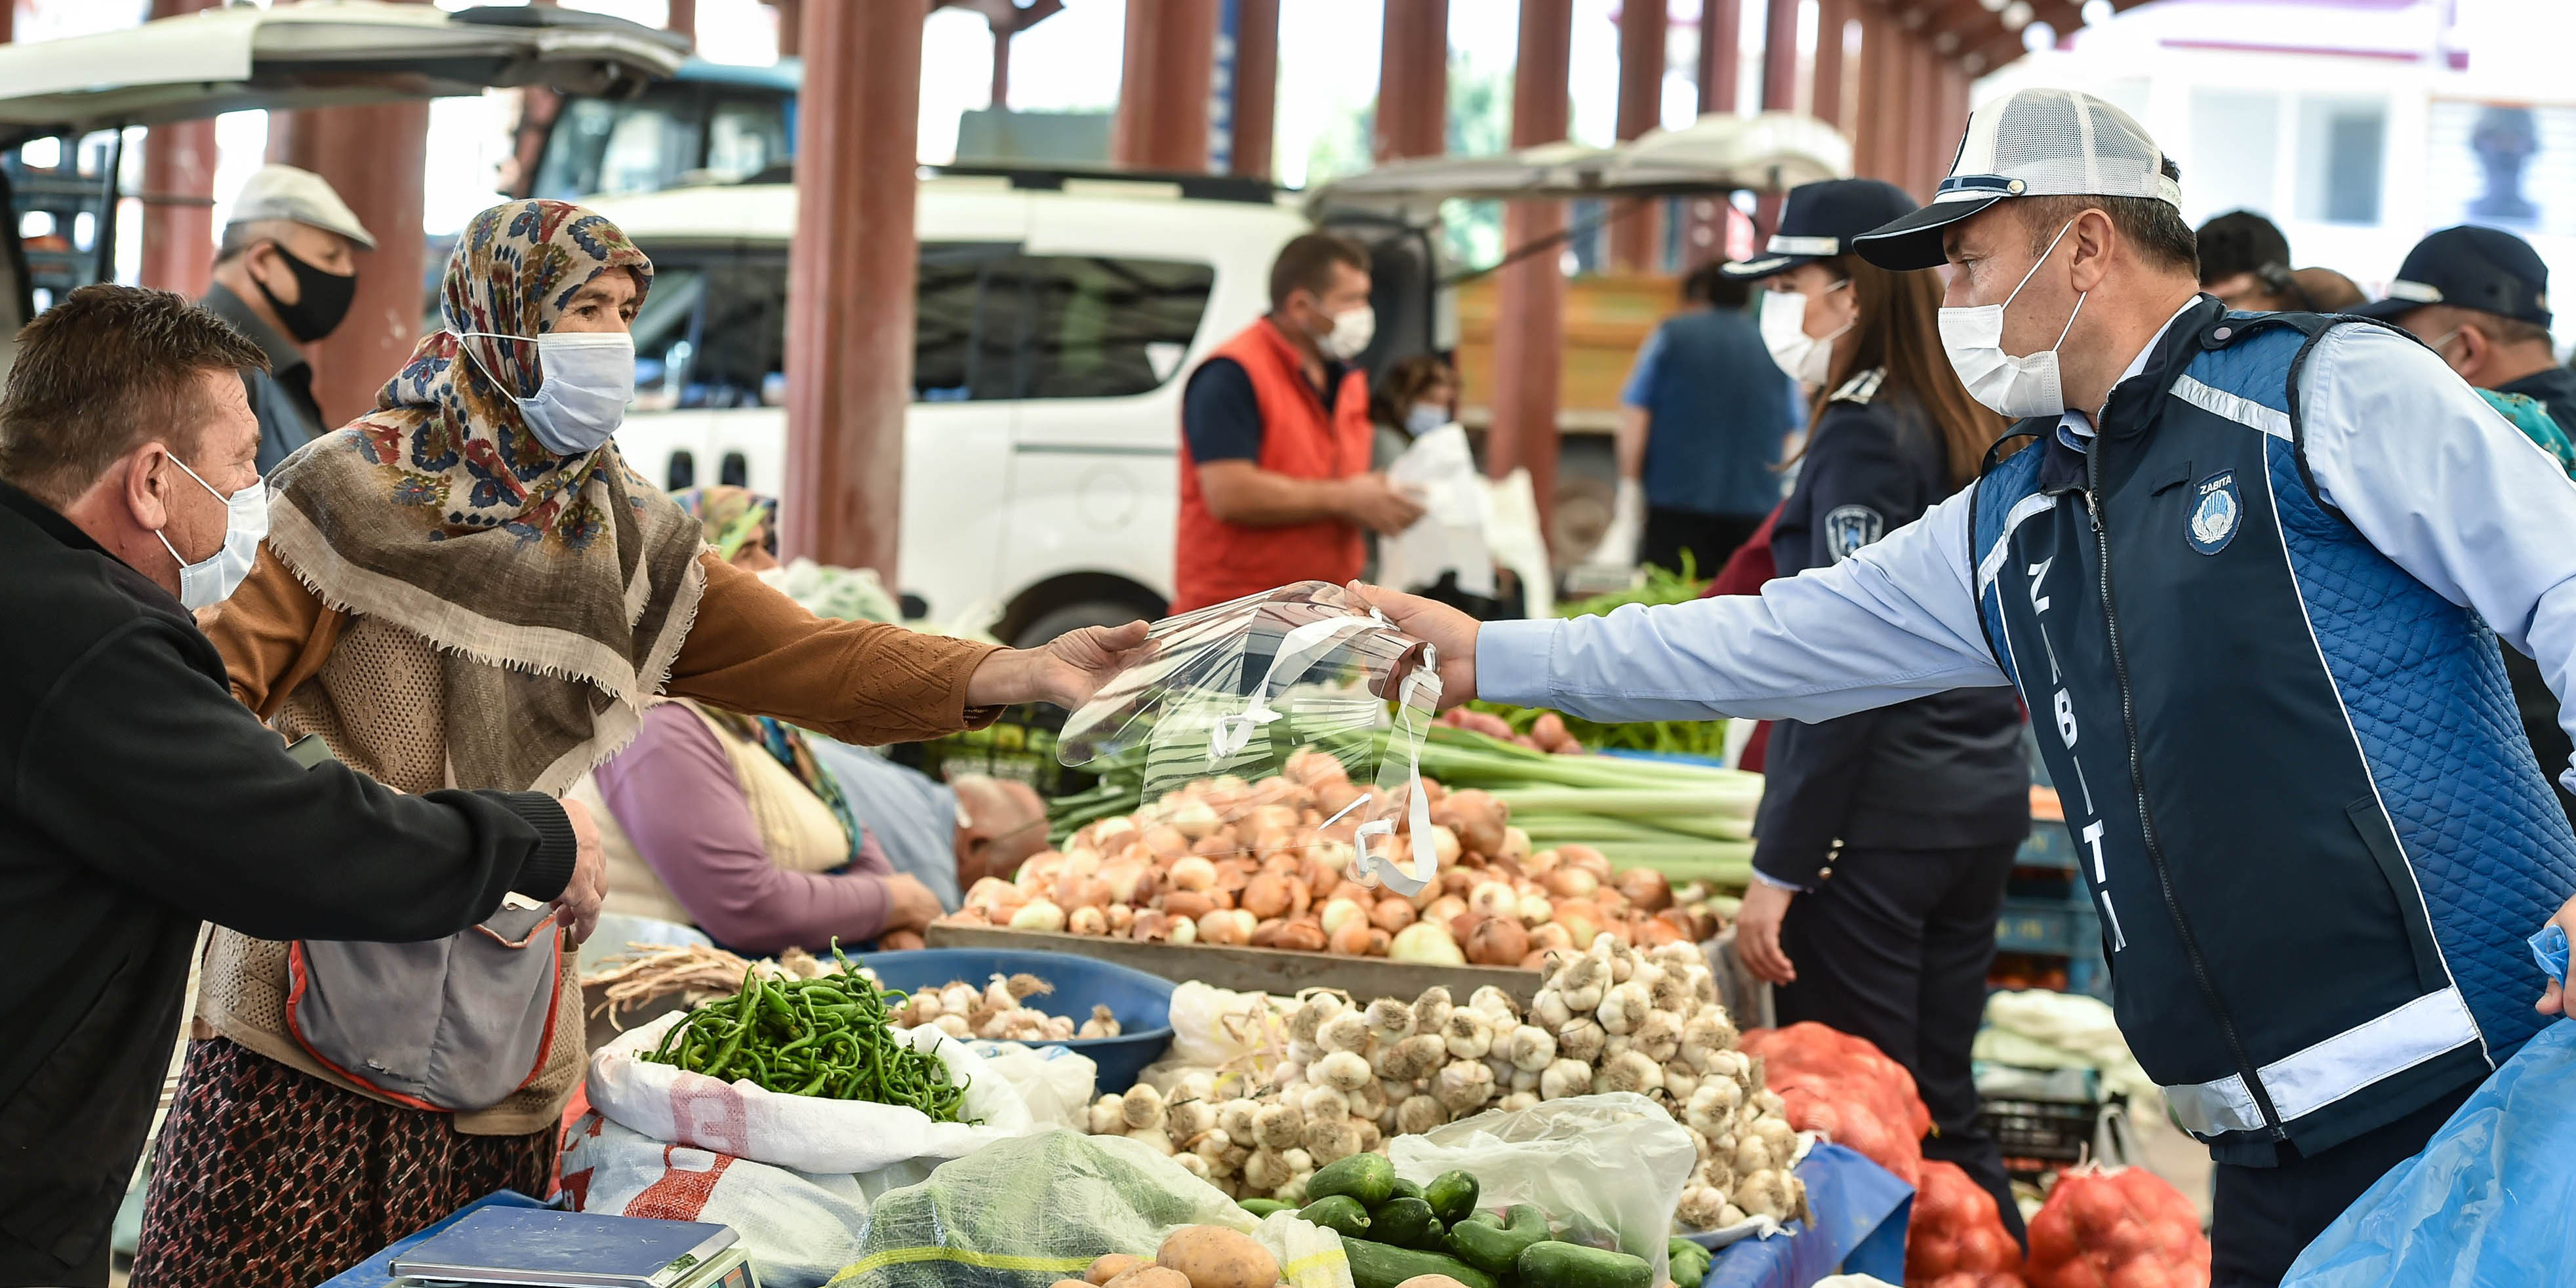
[2023, 1164, 2209, 1288]
[1905, 1160, 2027, 1287]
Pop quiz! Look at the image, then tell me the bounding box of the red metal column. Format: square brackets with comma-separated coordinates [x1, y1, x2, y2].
[1760, 0, 1798, 111]
[1682, 0, 1741, 266]
[265, 0, 429, 427]
[668, 0, 696, 46]
[1374, 0, 1449, 162]
[1851, 12, 1887, 180]
[1230, 0, 1279, 179]
[1609, 0, 1668, 272]
[773, 0, 801, 58]
[1811, 0, 1846, 129]
[1489, 0, 1571, 552]
[777, 0, 921, 573]
[1112, 0, 1217, 172]
[138, 0, 219, 293]
[1, 0, 13, 44]
[1935, 57, 1971, 172]
[1906, 37, 1942, 198]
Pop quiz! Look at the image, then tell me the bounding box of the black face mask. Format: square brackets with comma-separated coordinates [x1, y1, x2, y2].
[251, 243, 357, 344]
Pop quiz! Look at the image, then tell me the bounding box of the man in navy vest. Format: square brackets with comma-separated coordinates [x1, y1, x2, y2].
[1361, 88, 2576, 1287]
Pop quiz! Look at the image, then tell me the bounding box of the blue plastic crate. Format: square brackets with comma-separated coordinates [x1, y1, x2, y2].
[1995, 896, 2098, 956]
[2017, 821, 2080, 872]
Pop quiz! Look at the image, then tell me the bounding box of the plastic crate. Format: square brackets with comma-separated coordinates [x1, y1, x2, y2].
[2017, 819, 2079, 872]
[1995, 896, 2098, 955]
[1980, 1097, 2099, 1169]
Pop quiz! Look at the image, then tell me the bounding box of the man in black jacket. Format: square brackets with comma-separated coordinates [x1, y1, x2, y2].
[0, 285, 607, 1285]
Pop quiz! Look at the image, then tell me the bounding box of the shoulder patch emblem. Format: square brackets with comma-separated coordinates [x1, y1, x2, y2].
[1824, 504, 1884, 561]
[2187, 470, 2241, 555]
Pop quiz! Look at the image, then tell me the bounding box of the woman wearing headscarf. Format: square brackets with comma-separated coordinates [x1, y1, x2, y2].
[131, 201, 1140, 1283]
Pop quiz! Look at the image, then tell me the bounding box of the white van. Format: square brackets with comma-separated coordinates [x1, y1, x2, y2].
[591, 170, 1406, 645]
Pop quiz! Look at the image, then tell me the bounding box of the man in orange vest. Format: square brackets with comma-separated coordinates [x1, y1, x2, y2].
[1174, 232, 1424, 613]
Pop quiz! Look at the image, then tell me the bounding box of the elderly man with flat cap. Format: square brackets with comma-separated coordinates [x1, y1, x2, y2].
[200, 164, 373, 474]
[1361, 87, 2576, 1285]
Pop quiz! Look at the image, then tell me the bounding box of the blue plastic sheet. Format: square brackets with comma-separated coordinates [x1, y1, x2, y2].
[2281, 926, 2576, 1287]
[1703, 1143, 1912, 1288]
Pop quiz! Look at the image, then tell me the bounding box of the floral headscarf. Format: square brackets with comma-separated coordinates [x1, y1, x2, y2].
[262, 199, 708, 794]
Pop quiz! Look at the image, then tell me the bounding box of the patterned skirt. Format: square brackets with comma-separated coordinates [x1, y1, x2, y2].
[130, 1037, 554, 1288]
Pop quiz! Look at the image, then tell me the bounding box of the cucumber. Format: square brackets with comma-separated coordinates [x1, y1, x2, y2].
[1423, 1170, 1479, 1225]
[1409, 1218, 1449, 1253]
[1340, 1235, 1500, 1288]
[1298, 1195, 1373, 1239]
[1239, 1199, 1291, 1217]
[1516, 1241, 1653, 1288]
[1308, 1152, 1398, 1209]
[1370, 1196, 1438, 1248]
[1388, 1177, 1426, 1206]
[1446, 1203, 1551, 1275]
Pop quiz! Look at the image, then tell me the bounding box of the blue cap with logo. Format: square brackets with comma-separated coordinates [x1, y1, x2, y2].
[2352, 225, 2550, 328]
[1718, 179, 1920, 279]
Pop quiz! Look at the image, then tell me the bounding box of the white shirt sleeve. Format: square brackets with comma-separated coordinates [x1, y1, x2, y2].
[2299, 323, 2576, 790]
[1476, 487, 2010, 723]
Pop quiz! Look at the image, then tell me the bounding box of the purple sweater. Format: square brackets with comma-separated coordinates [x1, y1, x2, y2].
[594, 702, 894, 954]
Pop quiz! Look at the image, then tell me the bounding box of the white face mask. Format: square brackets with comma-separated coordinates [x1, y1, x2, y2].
[454, 329, 637, 456]
[1760, 282, 1853, 386]
[1404, 402, 1447, 437]
[1938, 218, 2087, 420]
[155, 454, 268, 610]
[1316, 304, 1376, 362]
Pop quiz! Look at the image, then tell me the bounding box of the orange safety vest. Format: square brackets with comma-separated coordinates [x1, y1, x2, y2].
[1172, 318, 1374, 614]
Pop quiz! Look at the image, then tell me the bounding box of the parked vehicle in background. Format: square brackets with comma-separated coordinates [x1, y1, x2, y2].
[591, 167, 1449, 645]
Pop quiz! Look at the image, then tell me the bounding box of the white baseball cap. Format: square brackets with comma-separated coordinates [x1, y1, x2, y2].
[1852, 87, 2181, 272]
[226, 163, 375, 251]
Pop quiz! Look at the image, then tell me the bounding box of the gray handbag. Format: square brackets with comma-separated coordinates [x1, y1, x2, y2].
[286, 904, 564, 1112]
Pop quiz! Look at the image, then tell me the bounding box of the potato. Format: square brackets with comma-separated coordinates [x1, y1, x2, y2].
[1087, 1255, 1146, 1285]
[1156, 1225, 1278, 1288]
[1394, 1278, 1476, 1288]
[1102, 1267, 1190, 1288]
[1053, 1281, 1093, 1288]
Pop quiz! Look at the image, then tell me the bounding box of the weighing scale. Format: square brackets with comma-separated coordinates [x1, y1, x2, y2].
[387, 1207, 759, 1288]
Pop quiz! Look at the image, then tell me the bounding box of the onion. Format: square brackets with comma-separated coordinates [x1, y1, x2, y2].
[1529, 921, 1574, 952]
[1272, 919, 1329, 952]
[1617, 867, 1673, 912]
[1370, 897, 1417, 933]
[1558, 843, 1612, 877]
[1518, 893, 1554, 925]
[1169, 856, 1218, 892]
[1163, 889, 1217, 920]
[1320, 897, 1367, 936]
[1068, 905, 1108, 936]
[1388, 921, 1466, 965]
[1055, 874, 1114, 910]
[1100, 858, 1155, 906]
[1425, 895, 1469, 927]
[1242, 873, 1295, 920]
[1328, 917, 1375, 955]
[1467, 880, 1518, 921]
[1197, 908, 1255, 946]
[1011, 898, 1067, 932]
[1142, 826, 1191, 860]
[1169, 799, 1221, 840]
[1253, 828, 1298, 863]
[1552, 900, 1602, 948]
[1545, 867, 1600, 899]
[1464, 916, 1531, 966]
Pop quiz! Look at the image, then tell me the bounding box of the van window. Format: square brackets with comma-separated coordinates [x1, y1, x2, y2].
[666, 449, 696, 491]
[1011, 256, 1215, 399]
[626, 247, 1213, 407]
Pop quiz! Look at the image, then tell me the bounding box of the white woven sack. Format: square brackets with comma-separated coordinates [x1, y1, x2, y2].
[587, 1011, 1040, 1175]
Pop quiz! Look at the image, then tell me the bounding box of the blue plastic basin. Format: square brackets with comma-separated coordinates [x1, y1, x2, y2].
[855, 947, 1175, 1095]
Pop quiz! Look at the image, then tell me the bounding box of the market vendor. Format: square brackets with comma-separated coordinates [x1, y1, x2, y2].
[1174, 232, 1422, 613]
[1362, 87, 2576, 1288]
[1719, 177, 2030, 1245]
[132, 200, 1145, 1287]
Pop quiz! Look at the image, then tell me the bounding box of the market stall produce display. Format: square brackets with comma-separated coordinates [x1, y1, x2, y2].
[1902, 1161, 2026, 1288]
[1080, 935, 1801, 1238]
[948, 748, 1730, 969]
[1449, 702, 1731, 764]
[1736, 1023, 1931, 1187]
[639, 946, 975, 1119]
[888, 972, 1125, 1042]
[2022, 1165, 2210, 1288]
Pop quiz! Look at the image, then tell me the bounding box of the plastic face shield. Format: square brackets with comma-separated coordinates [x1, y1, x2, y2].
[1057, 582, 1444, 895]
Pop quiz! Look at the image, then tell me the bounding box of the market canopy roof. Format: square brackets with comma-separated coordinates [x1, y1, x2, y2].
[1306, 111, 1849, 216]
[0, 1, 686, 144]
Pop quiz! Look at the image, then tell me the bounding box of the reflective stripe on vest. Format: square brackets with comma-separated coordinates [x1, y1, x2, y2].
[2165, 986, 2481, 1136]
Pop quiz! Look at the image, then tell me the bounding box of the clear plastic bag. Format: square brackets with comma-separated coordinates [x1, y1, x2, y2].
[1058, 582, 1443, 894]
[1387, 1092, 1698, 1287]
[824, 1130, 1351, 1288]
[2281, 926, 2576, 1288]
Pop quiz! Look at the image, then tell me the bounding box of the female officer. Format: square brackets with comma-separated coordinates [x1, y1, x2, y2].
[1723, 179, 2033, 1241]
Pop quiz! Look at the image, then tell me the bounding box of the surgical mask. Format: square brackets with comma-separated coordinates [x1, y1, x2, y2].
[1939, 218, 2087, 420]
[1404, 402, 1447, 437]
[454, 330, 636, 455]
[155, 454, 268, 610]
[1316, 304, 1375, 362]
[252, 243, 357, 344]
[1760, 282, 1852, 386]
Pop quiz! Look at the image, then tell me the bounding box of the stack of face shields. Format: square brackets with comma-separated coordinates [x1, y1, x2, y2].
[1057, 582, 1443, 894]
